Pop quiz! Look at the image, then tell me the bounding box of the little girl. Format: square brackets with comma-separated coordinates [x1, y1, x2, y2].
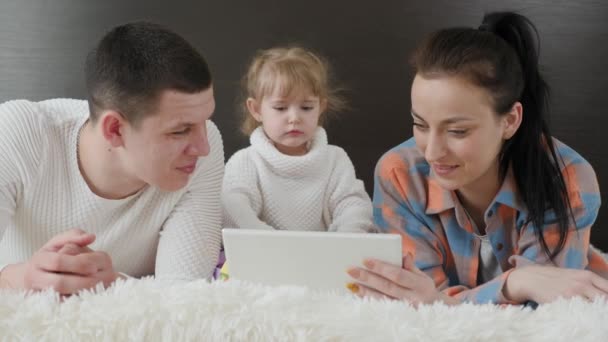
[222, 46, 376, 233]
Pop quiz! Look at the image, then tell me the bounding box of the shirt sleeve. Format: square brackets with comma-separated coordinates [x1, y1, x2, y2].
[221, 149, 274, 230]
[0, 100, 46, 273]
[509, 158, 601, 270]
[326, 148, 376, 233]
[154, 121, 224, 281]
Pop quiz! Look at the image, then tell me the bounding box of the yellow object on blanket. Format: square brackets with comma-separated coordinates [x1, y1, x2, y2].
[219, 262, 230, 281]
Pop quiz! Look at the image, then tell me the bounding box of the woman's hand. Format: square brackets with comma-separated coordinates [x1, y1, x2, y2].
[347, 253, 457, 306]
[504, 265, 608, 303]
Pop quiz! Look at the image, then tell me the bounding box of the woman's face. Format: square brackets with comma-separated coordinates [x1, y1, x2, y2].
[410, 74, 521, 195]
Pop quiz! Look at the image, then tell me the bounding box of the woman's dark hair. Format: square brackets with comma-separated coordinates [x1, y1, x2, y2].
[411, 12, 573, 261]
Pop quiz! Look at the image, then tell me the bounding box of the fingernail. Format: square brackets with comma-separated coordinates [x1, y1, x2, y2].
[346, 267, 360, 278]
[346, 283, 359, 293]
[363, 259, 374, 269]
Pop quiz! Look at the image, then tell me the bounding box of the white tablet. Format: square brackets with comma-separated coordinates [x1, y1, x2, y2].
[222, 228, 402, 293]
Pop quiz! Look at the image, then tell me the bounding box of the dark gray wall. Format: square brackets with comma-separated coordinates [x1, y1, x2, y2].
[1, 0, 607, 249]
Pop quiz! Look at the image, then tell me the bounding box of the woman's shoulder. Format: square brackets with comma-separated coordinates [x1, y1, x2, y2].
[374, 137, 433, 205]
[552, 138, 593, 168]
[551, 137, 600, 208]
[375, 137, 430, 179]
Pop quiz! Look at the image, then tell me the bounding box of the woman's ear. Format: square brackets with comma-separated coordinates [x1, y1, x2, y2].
[503, 102, 523, 140]
[100, 111, 127, 148]
[246, 97, 263, 122]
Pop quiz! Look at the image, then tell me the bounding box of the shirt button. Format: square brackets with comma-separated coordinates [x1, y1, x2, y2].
[496, 243, 504, 251]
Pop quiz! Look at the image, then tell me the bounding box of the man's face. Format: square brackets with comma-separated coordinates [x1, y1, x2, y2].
[119, 87, 215, 191]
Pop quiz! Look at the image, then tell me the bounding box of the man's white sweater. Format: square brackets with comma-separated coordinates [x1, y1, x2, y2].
[0, 99, 224, 280]
[222, 127, 375, 233]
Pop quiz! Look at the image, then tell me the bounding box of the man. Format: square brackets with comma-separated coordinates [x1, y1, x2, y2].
[0, 22, 224, 294]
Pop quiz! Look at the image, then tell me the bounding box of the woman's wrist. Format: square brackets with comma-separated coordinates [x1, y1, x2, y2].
[436, 291, 460, 306]
[503, 268, 528, 303]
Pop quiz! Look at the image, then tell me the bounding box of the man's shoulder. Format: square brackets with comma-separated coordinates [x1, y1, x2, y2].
[205, 120, 224, 163]
[37, 98, 89, 123]
[0, 98, 88, 130]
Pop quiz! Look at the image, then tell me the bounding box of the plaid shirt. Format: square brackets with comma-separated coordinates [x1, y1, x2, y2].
[373, 137, 607, 304]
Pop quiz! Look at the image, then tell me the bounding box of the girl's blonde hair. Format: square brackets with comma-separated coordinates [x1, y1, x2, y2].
[240, 46, 346, 135]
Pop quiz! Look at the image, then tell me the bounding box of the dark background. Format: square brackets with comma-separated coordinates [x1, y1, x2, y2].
[1, 0, 606, 249]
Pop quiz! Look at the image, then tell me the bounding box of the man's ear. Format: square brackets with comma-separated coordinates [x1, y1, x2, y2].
[503, 101, 523, 140]
[246, 97, 263, 122]
[99, 111, 127, 148]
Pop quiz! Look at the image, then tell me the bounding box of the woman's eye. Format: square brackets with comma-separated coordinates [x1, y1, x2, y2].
[448, 129, 468, 136]
[413, 123, 428, 131]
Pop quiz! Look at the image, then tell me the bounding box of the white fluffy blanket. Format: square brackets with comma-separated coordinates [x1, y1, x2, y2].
[1, 278, 607, 341]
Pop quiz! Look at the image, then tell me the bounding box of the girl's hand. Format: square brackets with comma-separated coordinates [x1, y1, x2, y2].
[504, 265, 608, 303]
[347, 253, 457, 306]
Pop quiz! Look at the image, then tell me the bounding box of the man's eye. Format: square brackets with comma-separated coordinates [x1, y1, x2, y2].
[172, 128, 190, 135]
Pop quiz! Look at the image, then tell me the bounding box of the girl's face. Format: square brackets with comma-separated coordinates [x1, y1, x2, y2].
[410, 74, 521, 196]
[247, 87, 326, 156]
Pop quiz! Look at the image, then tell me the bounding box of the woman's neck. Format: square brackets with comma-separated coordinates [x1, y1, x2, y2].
[456, 161, 502, 231]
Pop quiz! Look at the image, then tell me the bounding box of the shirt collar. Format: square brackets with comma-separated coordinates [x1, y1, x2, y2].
[424, 164, 526, 215]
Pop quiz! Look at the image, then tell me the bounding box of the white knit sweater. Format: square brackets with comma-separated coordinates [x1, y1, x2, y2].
[222, 127, 375, 233]
[0, 99, 224, 280]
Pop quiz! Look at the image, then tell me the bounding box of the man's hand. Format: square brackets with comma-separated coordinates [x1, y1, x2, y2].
[0, 229, 119, 295]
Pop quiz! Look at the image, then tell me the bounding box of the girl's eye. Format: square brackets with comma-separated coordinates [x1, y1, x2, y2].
[273, 106, 287, 111]
[302, 106, 313, 111]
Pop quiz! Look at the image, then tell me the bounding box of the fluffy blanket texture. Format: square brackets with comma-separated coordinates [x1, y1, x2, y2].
[1, 278, 607, 341]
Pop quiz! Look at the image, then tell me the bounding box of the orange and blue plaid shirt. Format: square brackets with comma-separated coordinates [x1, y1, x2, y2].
[373, 137, 607, 304]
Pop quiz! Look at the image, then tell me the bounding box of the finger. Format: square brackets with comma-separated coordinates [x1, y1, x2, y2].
[591, 274, 608, 294]
[347, 282, 395, 300]
[363, 258, 419, 289]
[402, 253, 424, 275]
[96, 268, 119, 288]
[44, 229, 96, 252]
[584, 287, 607, 302]
[30, 271, 102, 295]
[349, 266, 410, 299]
[48, 250, 113, 274]
[81, 251, 113, 273]
[34, 251, 98, 275]
[58, 242, 94, 255]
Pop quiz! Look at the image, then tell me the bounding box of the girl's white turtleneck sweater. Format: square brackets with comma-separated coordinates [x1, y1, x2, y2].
[222, 126, 375, 233]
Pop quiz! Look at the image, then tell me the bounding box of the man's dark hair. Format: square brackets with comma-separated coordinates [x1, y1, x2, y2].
[85, 22, 212, 126]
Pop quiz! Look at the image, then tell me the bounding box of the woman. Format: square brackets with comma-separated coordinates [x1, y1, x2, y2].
[347, 11, 608, 305]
